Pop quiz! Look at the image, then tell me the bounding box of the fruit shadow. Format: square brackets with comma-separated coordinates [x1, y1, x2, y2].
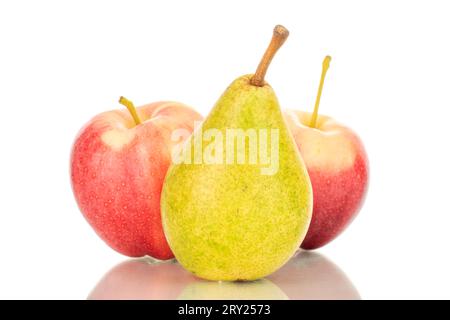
[88, 251, 360, 300]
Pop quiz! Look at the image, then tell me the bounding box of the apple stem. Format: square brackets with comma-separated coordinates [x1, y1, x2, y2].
[119, 96, 142, 126]
[250, 25, 289, 87]
[310, 56, 332, 128]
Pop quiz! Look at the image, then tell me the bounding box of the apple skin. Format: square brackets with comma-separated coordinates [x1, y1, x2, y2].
[284, 111, 369, 250]
[71, 101, 203, 259]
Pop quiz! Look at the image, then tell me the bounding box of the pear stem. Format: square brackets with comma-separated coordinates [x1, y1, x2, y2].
[310, 56, 332, 128]
[250, 25, 290, 87]
[119, 96, 142, 126]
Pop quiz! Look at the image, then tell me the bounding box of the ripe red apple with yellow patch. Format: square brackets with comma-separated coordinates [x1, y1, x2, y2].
[284, 56, 369, 249]
[71, 98, 203, 259]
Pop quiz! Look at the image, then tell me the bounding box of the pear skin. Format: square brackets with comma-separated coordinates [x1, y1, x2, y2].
[161, 26, 312, 281]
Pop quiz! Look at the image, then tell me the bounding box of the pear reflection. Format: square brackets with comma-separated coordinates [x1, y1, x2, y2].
[268, 251, 360, 300]
[178, 279, 287, 300]
[89, 252, 359, 300]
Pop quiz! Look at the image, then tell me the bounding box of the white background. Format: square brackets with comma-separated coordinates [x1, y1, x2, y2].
[1, 0, 449, 299]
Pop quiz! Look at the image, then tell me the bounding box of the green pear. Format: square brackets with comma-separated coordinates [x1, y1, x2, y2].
[161, 25, 312, 281]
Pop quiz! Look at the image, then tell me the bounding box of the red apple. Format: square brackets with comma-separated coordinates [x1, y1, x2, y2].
[284, 56, 369, 249]
[70, 98, 203, 259]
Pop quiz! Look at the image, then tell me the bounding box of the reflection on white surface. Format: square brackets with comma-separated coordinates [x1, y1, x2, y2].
[88, 251, 360, 300]
[268, 251, 360, 300]
[87, 258, 194, 300]
[178, 279, 288, 300]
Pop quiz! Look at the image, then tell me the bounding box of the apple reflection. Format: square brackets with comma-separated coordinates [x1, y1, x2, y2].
[268, 251, 360, 300]
[88, 252, 359, 300]
[88, 258, 196, 300]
